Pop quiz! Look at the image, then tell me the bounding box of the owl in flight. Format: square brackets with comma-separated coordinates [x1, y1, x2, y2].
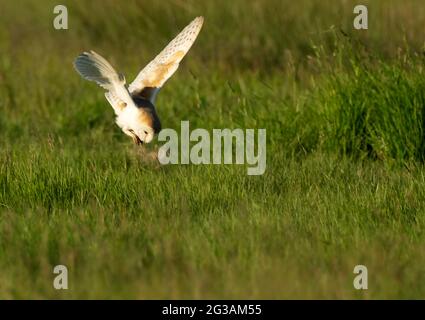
[74, 16, 204, 145]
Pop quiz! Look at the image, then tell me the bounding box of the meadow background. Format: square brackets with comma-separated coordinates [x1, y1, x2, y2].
[1, 0, 425, 299]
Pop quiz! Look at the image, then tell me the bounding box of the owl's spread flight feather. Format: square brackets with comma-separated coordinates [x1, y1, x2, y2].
[73, 16, 204, 145]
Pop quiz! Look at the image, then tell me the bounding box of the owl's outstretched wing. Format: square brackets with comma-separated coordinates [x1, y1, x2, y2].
[74, 50, 135, 115]
[128, 16, 204, 104]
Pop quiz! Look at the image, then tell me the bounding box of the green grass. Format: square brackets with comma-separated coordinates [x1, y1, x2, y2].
[1, 0, 425, 299]
[311, 41, 425, 162]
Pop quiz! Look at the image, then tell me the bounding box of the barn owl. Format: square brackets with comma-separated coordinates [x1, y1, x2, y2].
[73, 16, 204, 145]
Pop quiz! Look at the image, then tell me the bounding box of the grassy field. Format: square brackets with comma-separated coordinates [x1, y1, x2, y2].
[1, 0, 425, 299]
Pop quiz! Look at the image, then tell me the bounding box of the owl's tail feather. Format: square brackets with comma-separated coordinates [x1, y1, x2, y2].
[73, 50, 125, 91]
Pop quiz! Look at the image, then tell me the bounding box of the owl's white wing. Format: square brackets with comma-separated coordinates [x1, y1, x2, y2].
[128, 16, 204, 103]
[74, 51, 136, 115]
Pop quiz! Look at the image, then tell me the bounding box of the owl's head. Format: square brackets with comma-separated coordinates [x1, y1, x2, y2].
[127, 107, 161, 145]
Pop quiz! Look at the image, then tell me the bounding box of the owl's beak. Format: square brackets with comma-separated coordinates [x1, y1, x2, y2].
[132, 135, 143, 145]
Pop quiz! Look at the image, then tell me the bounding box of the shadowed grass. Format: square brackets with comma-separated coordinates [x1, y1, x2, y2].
[311, 39, 425, 162]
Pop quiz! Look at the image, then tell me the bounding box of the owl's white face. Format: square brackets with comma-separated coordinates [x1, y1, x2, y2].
[134, 125, 155, 144]
[116, 107, 155, 145]
[124, 125, 154, 145]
